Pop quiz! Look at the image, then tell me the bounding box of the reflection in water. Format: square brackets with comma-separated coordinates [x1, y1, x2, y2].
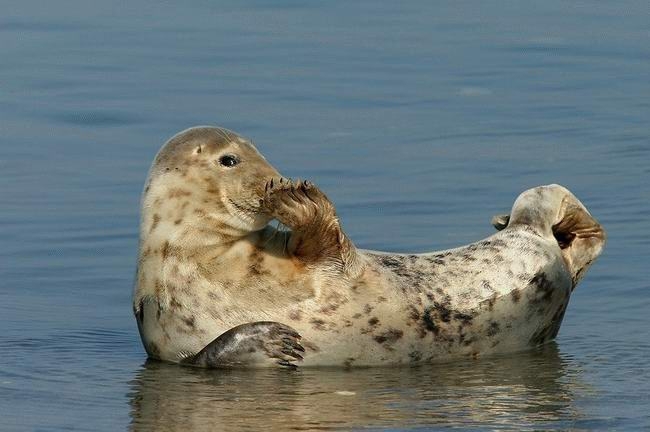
[128, 343, 584, 431]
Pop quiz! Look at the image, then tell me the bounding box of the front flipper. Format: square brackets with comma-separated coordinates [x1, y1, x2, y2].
[261, 178, 362, 276]
[181, 322, 304, 368]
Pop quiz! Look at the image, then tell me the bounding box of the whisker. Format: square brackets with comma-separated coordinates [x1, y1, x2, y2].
[216, 128, 232, 142]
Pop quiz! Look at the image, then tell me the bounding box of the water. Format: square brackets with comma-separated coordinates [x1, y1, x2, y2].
[1, 0, 648, 430]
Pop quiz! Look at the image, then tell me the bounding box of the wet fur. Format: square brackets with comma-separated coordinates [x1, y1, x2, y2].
[134, 126, 606, 367]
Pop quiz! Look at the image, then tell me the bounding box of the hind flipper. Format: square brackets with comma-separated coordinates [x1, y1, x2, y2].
[508, 184, 606, 286]
[552, 195, 606, 285]
[491, 214, 510, 231]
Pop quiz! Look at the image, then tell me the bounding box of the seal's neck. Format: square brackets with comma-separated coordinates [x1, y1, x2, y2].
[139, 176, 254, 254]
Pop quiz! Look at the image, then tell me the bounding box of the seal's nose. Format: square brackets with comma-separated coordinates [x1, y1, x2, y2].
[251, 165, 282, 196]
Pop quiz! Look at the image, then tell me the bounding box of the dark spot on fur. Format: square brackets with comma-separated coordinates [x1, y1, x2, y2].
[517, 273, 531, 281]
[409, 350, 423, 363]
[207, 291, 219, 300]
[182, 316, 196, 329]
[420, 299, 476, 340]
[481, 280, 494, 291]
[309, 318, 327, 331]
[374, 328, 404, 346]
[352, 313, 362, 319]
[486, 321, 500, 337]
[247, 247, 269, 277]
[530, 272, 555, 303]
[377, 296, 387, 303]
[462, 253, 477, 262]
[531, 302, 569, 345]
[379, 255, 406, 270]
[463, 336, 476, 347]
[248, 261, 269, 277]
[169, 298, 182, 310]
[319, 292, 346, 315]
[427, 253, 449, 265]
[435, 302, 452, 323]
[407, 305, 420, 322]
[161, 241, 171, 259]
[362, 316, 381, 333]
[375, 255, 431, 292]
[422, 307, 439, 335]
[150, 214, 161, 233]
[453, 312, 474, 325]
[288, 310, 302, 321]
[147, 342, 161, 358]
[154, 279, 163, 297]
[482, 293, 498, 311]
[511, 289, 521, 303]
[174, 218, 183, 225]
[343, 357, 356, 368]
[302, 340, 320, 352]
[168, 188, 192, 199]
[363, 304, 373, 315]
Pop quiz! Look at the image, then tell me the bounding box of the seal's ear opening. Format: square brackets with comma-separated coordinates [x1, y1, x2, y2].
[552, 197, 606, 287]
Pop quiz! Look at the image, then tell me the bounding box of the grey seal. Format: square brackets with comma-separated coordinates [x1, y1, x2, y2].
[133, 126, 606, 367]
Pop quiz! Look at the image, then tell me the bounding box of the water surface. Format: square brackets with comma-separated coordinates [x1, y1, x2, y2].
[1, 0, 649, 430]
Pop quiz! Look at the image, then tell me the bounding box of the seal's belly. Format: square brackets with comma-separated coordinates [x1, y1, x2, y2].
[138, 230, 574, 366]
[295, 233, 573, 366]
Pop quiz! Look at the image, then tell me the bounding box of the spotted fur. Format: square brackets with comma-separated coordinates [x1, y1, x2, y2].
[134, 126, 606, 367]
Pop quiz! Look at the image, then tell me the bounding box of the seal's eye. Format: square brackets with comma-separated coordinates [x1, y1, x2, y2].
[219, 154, 240, 167]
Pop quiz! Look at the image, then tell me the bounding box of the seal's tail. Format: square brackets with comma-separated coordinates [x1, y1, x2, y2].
[493, 184, 606, 287]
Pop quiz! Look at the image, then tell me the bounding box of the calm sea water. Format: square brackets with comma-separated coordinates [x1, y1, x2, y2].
[1, 1, 649, 430]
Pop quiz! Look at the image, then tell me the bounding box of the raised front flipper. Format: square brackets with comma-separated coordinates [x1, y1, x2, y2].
[181, 322, 304, 368]
[261, 178, 362, 276]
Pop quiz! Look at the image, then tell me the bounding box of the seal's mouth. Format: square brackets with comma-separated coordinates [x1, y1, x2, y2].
[225, 197, 270, 231]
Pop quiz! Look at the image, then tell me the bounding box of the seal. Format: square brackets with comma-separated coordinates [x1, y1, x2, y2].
[133, 126, 606, 367]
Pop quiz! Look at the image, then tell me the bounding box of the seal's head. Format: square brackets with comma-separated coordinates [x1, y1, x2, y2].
[142, 126, 280, 245]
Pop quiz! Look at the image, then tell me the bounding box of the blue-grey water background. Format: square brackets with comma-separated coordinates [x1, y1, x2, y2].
[1, 1, 649, 430]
